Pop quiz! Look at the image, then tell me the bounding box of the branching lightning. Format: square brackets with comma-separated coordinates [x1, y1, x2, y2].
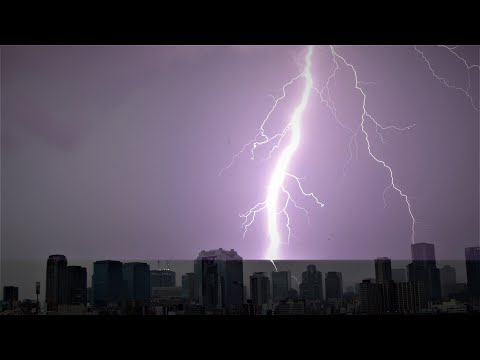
[414, 45, 479, 111]
[220, 45, 478, 268]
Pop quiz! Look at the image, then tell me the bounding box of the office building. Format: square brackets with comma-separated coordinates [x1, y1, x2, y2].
[465, 247, 480, 300]
[150, 269, 176, 288]
[67, 266, 87, 305]
[92, 260, 127, 308]
[250, 272, 271, 305]
[440, 265, 456, 300]
[325, 272, 343, 300]
[408, 243, 441, 303]
[123, 262, 150, 306]
[3, 286, 19, 309]
[299, 265, 323, 302]
[271, 271, 291, 302]
[181, 272, 196, 301]
[375, 257, 392, 284]
[46, 254, 68, 311]
[194, 248, 243, 311]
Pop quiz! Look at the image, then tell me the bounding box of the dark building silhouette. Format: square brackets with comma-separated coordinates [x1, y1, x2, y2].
[408, 243, 441, 303]
[358, 280, 383, 314]
[392, 268, 407, 283]
[67, 266, 87, 305]
[396, 281, 425, 313]
[194, 248, 243, 311]
[440, 265, 457, 300]
[123, 262, 150, 307]
[3, 286, 19, 309]
[411, 243, 436, 263]
[299, 265, 323, 301]
[375, 258, 392, 284]
[87, 287, 93, 305]
[250, 272, 271, 305]
[46, 255, 68, 311]
[92, 260, 127, 308]
[465, 247, 480, 301]
[150, 269, 176, 288]
[358, 278, 398, 314]
[271, 271, 291, 302]
[325, 272, 343, 301]
[181, 272, 196, 301]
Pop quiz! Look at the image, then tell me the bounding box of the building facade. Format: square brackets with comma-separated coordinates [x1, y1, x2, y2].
[325, 272, 343, 301]
[250, 272, 271, 305]
[92, 260, 126, 308]
[271, 271, 291, 302]
[123, 262, 150, 307]
[299, 265, 323, 302]
[67, 266, 87, 305]
[46, 255, 68, 311]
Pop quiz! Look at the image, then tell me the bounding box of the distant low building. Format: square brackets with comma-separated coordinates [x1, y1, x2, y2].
[3, 286, 19, 310]
[277, 299, 305, 315]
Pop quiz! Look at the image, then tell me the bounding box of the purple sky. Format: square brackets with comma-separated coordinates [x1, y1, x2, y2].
[1, 45, 479, 271]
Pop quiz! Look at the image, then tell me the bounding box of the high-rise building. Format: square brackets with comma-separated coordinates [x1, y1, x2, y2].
[408, 243, 441, 303]
[375, 258, 392, 284]
[150, 269, 176, 288]
[123, 262, 150, 306]
[181, 272, 196, 301]
[465, 247, 480, 300]
[411, 243, 436, 263]
[67, 266, 87, 305]
[250, 272, 271, 305]
[358, 277, 398, 314]
[194, 248, 243, 311]
[440, 265, 457, 300]
[92, 260, 127, 308]
[396, 281, 426, 313]
[271, 271, 291, 302]
[46, 255, 68, 311]
[392, 268, 407, 283]
[3, 286, 19, 309]
[325, 272, 343, 301]
[358, 280, 383, 314]
[299, 265, 323, 301]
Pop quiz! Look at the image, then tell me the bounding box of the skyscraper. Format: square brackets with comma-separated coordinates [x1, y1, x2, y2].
[411, 243, 436, 263]
[181, 272, 196, 301]
[299, 265, 323, 302]
[440, 265, 457, 300]
[250, 272, 271, 305]
[67, 266, 87, 305]
[375, 258, 392, 284]
[194, 248, 243, 311]
[92, 260, 127, 308]
[123, 262, 150, 306]
[465, 247, 480, 300]
[358, 280, 383, 314]
[392, 268, 407, 283]
[396, 281, 425, 313]
[46, 255, 68, 311]
[325, 272, 343, 301]
[408, 243, 441, 303]
[271, 271, 291, 302]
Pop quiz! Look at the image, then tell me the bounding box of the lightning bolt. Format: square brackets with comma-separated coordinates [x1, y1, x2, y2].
[222, 45, 477, 266]
[291, 275, 301, 285]
[414, 45, 479, 111]
[328, 46, 416, 244]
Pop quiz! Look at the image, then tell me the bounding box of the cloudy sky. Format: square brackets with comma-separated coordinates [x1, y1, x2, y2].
[1, 45, 479, 297]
